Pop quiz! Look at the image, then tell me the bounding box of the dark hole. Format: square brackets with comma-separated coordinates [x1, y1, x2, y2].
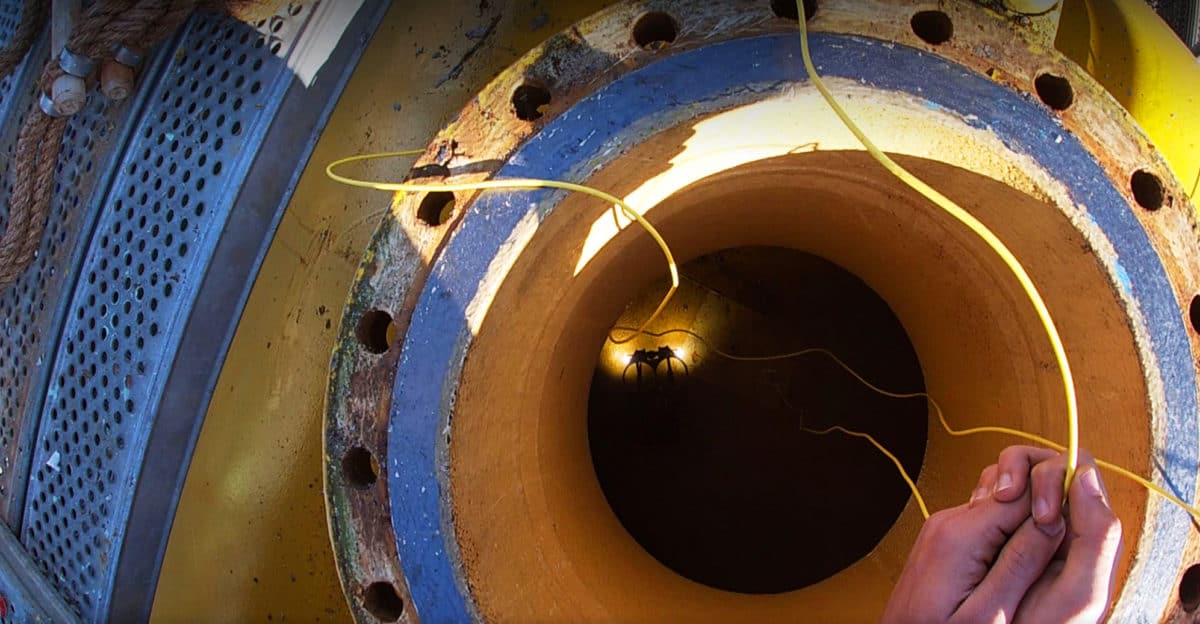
[911, 10, 953, 44]
[589, 246, 926, 594]
[1181, 564, 1200, 611]
[362, 582, 405, 622]
[1034, 73, 1073, 111]
[342, 446, 379, 489]
[417, 191, 456, 226]
[770, 0, 817, 21]
[633, 12, 679, 49]
[1130, 169, 1164, 211]
[1190, 295, 1200, 335]
[356, 309, 394, 355]
[512, 84, 551, 122]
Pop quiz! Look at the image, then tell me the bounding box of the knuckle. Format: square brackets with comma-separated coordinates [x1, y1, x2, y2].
[1102, 514, 1123, 543]
[922, 512, 965, 553]
[999, 445, 1030, 466]
[1004, 542, 1037, 575]
[1030, 461, 1050, 484]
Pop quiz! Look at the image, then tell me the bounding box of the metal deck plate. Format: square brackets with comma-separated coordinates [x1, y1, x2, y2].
[0, 1, 388, 619]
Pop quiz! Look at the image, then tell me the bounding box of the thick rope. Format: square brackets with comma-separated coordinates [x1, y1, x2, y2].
[0, 112, 66, 286]
[0, 0, 211, 291]
[0, 0, 47, 81]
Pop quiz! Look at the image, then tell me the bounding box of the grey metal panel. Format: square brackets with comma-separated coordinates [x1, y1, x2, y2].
[0, 2, 148, 539]
[9, 2, 387, 620]
[109, 1, 390, 619]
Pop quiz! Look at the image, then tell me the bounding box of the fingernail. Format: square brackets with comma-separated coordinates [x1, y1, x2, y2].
[996, 472, 1014, 493]
[1037, 515, 1065, 537]
[1033, 496, 1051, 521]
[1079, 467, 1103, 497]
[970, 487, 988, 506]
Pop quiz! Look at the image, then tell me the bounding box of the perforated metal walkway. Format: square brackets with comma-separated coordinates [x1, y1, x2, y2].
[0, 3, 385, 621]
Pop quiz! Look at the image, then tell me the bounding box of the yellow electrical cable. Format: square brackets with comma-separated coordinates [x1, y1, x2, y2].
[613, 325, 1200, 522]
[792, 0, 1079, 493]
[805, 425, 931, 519]
[324, 151, 678, 344]
[321, 0, 1167, 525]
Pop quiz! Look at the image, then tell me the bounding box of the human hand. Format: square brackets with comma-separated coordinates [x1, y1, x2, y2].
[979, 447, 1124, 623]
[883, 446, 1122, 623]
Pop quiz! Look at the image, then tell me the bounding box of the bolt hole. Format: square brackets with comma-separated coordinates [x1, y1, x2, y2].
[1181, 564, 1200, 612]
[512, 83, 551, 122]
[362, 582, 405, 622]
[1130, 169, 1164, 211]
[342, 446, 379, 489]
[633, 12, 678, 49]
[910, 10, 953, 44]
[1034, 73, 1073, 111]
[356, 309, 395, 354]
[770, 0, 817, 21]
[417, 191, 456, 226]
[1190, 296, 1200, 336]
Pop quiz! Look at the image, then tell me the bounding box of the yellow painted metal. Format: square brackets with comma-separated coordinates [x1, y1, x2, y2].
[149, 1, 612, 621]
[1057, 0, 1200, 199]
[147, 0, 1200, 620]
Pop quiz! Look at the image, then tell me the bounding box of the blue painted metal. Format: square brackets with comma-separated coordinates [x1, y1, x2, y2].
[387, 32, 1198, 621]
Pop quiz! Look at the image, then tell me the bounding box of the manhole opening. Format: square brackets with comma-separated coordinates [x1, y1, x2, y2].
[588, 246, 927, 594]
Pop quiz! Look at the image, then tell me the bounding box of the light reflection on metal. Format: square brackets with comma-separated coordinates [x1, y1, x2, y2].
[620, 345, 689, 389]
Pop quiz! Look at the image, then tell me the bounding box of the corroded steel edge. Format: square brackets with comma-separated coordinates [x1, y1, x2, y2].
[323, 1, 1200, 621]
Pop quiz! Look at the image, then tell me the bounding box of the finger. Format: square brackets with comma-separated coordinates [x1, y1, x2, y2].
[994, 445, 1058, 503]
[1029, 453, 1068, 528]
[955, 488, 1038, 556]
[955, 515, 1065, 621]
[971, 464, 999, 507]
[1055, 465, 1122, 620]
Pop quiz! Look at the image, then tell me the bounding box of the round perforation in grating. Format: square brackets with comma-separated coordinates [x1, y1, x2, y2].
[20, 4, 313, 617]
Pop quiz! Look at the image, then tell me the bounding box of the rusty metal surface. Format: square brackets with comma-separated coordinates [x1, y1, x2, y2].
[324, 0, 1200, 621]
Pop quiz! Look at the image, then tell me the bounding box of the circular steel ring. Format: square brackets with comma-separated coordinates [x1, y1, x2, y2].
[325, 1, 1200, 621]
[57, 47, 96, 78]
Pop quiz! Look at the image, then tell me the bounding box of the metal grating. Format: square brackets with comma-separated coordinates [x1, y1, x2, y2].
[0, 0, 37, 525]
[19, 4, 318, 618]
[0, 3, 135, 537]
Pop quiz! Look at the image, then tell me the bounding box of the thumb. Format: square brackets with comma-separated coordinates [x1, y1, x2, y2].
[1055, 466, 1123, 619]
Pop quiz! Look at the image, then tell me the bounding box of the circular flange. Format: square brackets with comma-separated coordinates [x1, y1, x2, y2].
[325, 1, 1200, 621]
